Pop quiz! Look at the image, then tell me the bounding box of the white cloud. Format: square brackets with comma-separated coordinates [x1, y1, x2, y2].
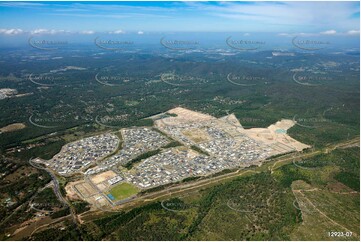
[0, 2, 358, 34]
[137, 31, 144, 35]
[109, 29, 125, 34]
[278, 33, 292, 37]
[79, 30, 95, 35]
[346, 30, 360, 35]
[31, 29, 49, 34]
[30, 29, 68, 35]
[320, 30, 337, 35]
[187, 2, 359, 32]
[0, 2, 46, 8]
[278, 32, 317, 37]
[243, 33, 250, 36]
[0, 28, 24, 35]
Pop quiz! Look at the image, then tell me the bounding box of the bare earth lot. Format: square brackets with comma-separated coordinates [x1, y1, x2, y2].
[0, 123, 26, 133]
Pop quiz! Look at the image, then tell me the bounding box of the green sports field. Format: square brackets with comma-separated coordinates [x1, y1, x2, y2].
[108, 183, 140, 201]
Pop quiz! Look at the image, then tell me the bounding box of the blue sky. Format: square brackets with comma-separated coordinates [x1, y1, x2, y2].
[0, 1, 359, 35]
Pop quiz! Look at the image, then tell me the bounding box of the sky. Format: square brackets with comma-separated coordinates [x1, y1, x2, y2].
[0, 1, 359, 35]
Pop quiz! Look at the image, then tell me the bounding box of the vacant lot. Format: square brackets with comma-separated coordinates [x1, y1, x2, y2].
[182, 128, 211, 143]
[90, 170, 117, 184]
[74, 182, 98, 198]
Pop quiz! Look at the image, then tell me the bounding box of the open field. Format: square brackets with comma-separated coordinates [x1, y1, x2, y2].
[108, 183, 140, 201]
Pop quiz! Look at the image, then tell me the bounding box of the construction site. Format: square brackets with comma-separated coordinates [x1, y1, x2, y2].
[60, 107, 310, 210]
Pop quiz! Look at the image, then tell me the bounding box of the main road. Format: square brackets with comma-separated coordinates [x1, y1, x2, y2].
[28, 158, 78, 225]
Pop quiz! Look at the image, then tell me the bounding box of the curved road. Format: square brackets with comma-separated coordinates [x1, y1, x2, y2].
[28, 158, 78, 225]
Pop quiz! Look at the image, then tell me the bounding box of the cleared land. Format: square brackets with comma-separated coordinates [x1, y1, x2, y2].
[0, 123, 26, 133]
[90, 170, 117, 184]
[182, 128, 211, 143]
[243, 119, 310, 152]
[156, 107, 215, 126]
[74, 182, 98, 198]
